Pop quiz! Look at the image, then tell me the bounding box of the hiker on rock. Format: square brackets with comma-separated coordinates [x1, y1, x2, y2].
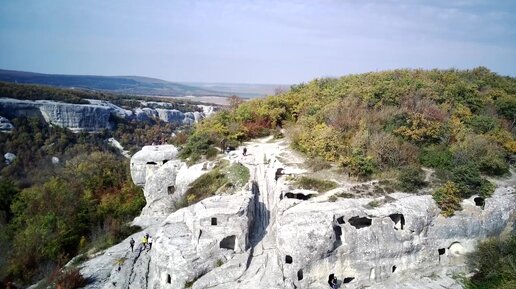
[147, 235, 153, 251]
[130, 237, 135, 252]
[243, 147, 247, 156]
[141, 234, 148, 251]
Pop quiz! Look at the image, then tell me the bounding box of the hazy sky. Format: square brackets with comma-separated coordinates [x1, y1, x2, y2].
[0, 0, 515, 84]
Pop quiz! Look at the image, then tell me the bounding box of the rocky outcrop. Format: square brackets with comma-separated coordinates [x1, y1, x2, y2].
[0, 116, 13, 132]
[79, 138, 516, 289]
[0, 98, 112, 132]
[0, 98, 215, 132]
[130, 145, 179, 186]
[4, 152, 16, 164]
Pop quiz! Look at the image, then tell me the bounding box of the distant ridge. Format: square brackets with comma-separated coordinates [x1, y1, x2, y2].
[0, 69, 285, 97]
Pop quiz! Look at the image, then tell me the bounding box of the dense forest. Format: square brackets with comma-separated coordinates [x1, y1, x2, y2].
[181, 67, 515, 217]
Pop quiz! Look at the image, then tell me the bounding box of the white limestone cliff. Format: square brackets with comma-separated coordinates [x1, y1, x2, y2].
[78, 138, 516, 289]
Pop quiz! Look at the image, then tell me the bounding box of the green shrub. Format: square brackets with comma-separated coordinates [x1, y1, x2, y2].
[184, 168, 227, 205]
[368, 200, 381, 208]
[464, 236, 516, 289]
[397, 166, 427, 192]
[432, 181, 462, 217]
[450, 165, 495, 198]
[466, 115, 499, 134]
[205, 146, 219, 160]
[306, 157, 332, 171]
[420, 145, 453, 169]
[294, 176, 337, 192]
[341, 150, 375, 179]
[225, 163, 250, 188]
[328, 195, 338, 202]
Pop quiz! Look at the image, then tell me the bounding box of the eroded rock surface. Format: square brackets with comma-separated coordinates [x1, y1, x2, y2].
[79, 138, 516, 289]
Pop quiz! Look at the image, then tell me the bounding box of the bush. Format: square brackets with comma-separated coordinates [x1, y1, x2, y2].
[397, 166, 427, 192]
[49, 267, 87, 289]
[450, 165, 495, 198]
[306, 157, 332, 171]
[420, 145, 453, 169]
[341, 150, 375, 179]
[432, 181, 462, 217]
[294, 176, 337, 192]
[464, 236, 516, 289]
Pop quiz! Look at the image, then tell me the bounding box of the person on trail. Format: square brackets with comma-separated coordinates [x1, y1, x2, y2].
[147, 235, 153, 251]
[130, 237, 135, 252]
[243, 147, 247, 156]
[141, 234, 148, 251]
[328, 274, 337, 289]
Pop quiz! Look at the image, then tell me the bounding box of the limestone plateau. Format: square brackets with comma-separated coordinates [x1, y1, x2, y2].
[76, 137, 515, 289]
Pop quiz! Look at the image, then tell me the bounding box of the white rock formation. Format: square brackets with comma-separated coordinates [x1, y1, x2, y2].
[0, 116, 14, 132]
[130, 145, 179, 186]
[4, 152, 16, 164]
[78, 137, 516, 289]
[0, 98, 215, 132]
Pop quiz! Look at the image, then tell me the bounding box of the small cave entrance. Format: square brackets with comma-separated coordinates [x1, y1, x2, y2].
[297, 269, 303, 281]
[275, 168, 285, 181]
[392, 265, 397, 273]
[146, 161, 157, 165]
[389, 213, 405, 230]
[343, 277, 355, 283]
[220, 235, 236, 251]
[336, 216, 345, 225]
[167, 274, 171, 284]
[167, 186, 175, 195]
[348, 216, 372, 229]
[163, 159, 169, 164]
[474, 197, 485, 209]
[285, 255, 293, 264]
[284, 192, 312, 201]
[438, 248, 446, 262]
[211, 217, 217, 226]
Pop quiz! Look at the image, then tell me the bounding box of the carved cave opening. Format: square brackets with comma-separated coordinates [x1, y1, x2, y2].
[343, 277, 355, 283]
[474, 197, 485, 209]
[211, 217, 217, 226]
[146, 161, 157, 165]
[333, 225, 342, 248]
[389, 213, 405, 230]
[285, 255, 293, 264]
[167, 274, 171, 284]
[348, 216, 372, 229]
[297, 269, 304, 281]
[220, 235, 236, 251]
[167, 186, 175, 195]
[392, 265, 397, 273]
[336, 216, 345, 224]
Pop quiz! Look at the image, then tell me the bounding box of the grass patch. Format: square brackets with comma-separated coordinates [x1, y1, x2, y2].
[294, 176, 337, 192]
[368, 200, 381, 208]
[183, 161, 250, 206]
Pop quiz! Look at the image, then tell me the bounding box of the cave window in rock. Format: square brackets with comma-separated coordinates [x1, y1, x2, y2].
[296, 193, 310, 201]
[438, 248, 446, 262]
[285, 193, 295, 199]
[146, 161, 157, 165]
[392, 265, 397, 273]
[343, 277, 355, 283]
[389, 213, 405, 230]
[275, 168, 285, 181]
[336, 216, 345, 224]
[220, 235, 236, 251]
[167, 274, 171, 284]
[348, 216, 372, 229]
[474, 197, 485, 209]
[211, 217, 217, 226]
[285, 255, 293, 264]
[297, 269, 303, 281]
[163, 159, 169, 164]
[167, 186, 175, 195]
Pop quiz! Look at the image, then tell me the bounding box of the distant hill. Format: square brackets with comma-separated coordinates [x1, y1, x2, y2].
[0, 69, 286, 98]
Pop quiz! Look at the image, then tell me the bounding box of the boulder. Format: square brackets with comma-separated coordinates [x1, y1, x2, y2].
[4, 152, 16, 164]
[0, 116, 14, 132]
[130, 145, 179, 186]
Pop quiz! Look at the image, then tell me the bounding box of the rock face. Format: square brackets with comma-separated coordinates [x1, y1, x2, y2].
[0, 98, 112, 132]
[0, 98, 214, 132]
[79, 138, 516, 289]
[0, 116, 14, 132]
